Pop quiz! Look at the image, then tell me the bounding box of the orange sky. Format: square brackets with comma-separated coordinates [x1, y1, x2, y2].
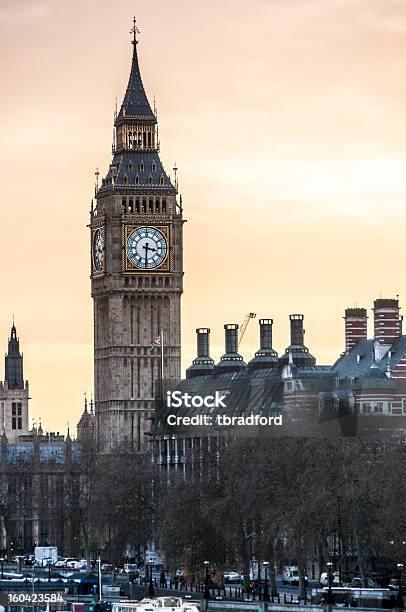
[1, 0, 406, 433]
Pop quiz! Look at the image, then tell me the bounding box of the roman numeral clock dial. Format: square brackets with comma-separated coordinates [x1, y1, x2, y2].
[92, 228, 105, 273]
[124, 225, 171, 272]
[127, 227, 167, 269]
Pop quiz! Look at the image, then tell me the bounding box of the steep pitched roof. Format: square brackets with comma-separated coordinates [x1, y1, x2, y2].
[115, 41, 155, 123]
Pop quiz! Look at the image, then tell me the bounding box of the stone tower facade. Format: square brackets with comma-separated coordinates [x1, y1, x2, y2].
[0, 324, 30, 443]
[91, 25, 183, 452]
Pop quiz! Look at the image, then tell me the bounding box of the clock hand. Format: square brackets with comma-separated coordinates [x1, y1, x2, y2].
[143, 241, 152, 268]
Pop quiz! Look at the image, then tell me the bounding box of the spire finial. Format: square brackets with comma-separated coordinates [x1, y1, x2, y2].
[131, 17, 140, 46]
[95, 168, 99, 196]
[173, 163, 178, 190]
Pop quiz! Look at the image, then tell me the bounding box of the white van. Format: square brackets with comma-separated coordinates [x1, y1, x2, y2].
[282, 566, 308, 586]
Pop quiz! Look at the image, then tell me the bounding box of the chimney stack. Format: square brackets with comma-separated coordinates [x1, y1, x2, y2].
[186, 328, 214, 378]
[373, 298, 402, 346]
[249, 319, 278, 370]
[279, 314, 316, 367]
[214, 324, 246, 374]
[344, 307, 368, 351]
[224, 323, 239, 354]
[290, 314, 304, 346]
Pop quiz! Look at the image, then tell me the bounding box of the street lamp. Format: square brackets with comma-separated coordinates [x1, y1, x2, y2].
[263, 561, 270, 602]
[97, 557, 102, 603]
[397, 563, 404, 608]
[326, 562, 333, 605]
[257, 561, 262, 600]
[148, 561, 155, 597]
[203, 561, 210, 600]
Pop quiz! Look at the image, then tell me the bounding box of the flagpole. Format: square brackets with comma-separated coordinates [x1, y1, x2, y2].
[160, 329, 164, 399]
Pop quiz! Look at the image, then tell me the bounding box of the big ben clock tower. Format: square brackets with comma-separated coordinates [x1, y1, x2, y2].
[90, 21, 183, 452]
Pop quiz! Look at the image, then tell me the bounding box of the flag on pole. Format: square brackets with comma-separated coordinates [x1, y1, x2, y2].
[149, 335, 161, 352]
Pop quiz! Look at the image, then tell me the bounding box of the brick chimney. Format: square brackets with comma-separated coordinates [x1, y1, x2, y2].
[344, 307, 368, 351]
[373, 298, 402, 346]
[289, 314, 304, 346]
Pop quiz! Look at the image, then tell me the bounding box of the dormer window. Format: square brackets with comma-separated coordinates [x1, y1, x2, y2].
[148, 176, 153, 185]
[128, 162, 133, 171]
[123, 175, 128, 185]
[160, 176, 164, 185]
[152, 162, 156, 172]
[135, 175, 140, 185]
[139, 162, 144, 172]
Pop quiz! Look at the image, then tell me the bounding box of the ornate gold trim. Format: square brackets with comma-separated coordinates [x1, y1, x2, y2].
[91, 223, 106, 277]
[122, 223, 172, 274]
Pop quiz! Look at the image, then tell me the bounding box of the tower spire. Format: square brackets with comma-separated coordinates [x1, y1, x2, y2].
[115, 19, 155, 124]
[5, 321, 24, 389]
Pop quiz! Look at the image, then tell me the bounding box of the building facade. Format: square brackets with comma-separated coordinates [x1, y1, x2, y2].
[91, 24, 183, 452]
[0, 325, 81, 556]
[153, 297, 406, 477]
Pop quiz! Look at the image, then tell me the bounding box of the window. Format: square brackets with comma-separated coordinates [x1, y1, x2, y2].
[139, 162, 144, 172]
[152, 162, 156, 172]
[362, 402, 372, 414]
[373, 402, 383, 414]
[17, 403, 22, 416]
[403, 399, 406, 415]
[12, 418, 16, 430]
[135, 175, 139, 185]
[148, 176, 153, 185]
[12, 403, 16, 416]
[160, 176, 164, 185]
[17, 418, 22, 430]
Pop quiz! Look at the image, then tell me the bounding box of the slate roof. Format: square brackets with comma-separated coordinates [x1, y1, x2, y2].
[115, 43, 155, 123]
[333, 336, 406, 380]
[100, 151, 175, 194]
[0, 441, 79, 464]
[154, 368, 284, 436]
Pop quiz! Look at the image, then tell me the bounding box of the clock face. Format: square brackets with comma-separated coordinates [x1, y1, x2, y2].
[127, 227, 167, 270]
[93, 229, 104, 271]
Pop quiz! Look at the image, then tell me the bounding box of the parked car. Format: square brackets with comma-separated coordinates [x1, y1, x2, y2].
[388, 579, 406, 593]
[65, 559, 86, 570]
[320, 571, 340, 587]
[123, 563, 139, 574]
[223, 571, 243, 584]
[351, 576, 376, 588]
[23, 555, 35, 566]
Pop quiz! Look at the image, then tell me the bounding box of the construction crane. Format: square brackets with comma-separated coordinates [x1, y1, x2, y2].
[238, 312, 257, 347]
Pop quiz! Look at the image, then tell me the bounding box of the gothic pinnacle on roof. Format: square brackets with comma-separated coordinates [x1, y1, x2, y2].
[115, 18, 156, 125]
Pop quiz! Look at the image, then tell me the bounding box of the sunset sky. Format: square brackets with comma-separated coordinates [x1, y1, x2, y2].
[1, 0, 406, 433]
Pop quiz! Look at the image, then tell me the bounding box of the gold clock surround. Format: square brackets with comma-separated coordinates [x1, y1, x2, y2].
[122, 221, 172, 274]
[91, 222, 106, 277]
